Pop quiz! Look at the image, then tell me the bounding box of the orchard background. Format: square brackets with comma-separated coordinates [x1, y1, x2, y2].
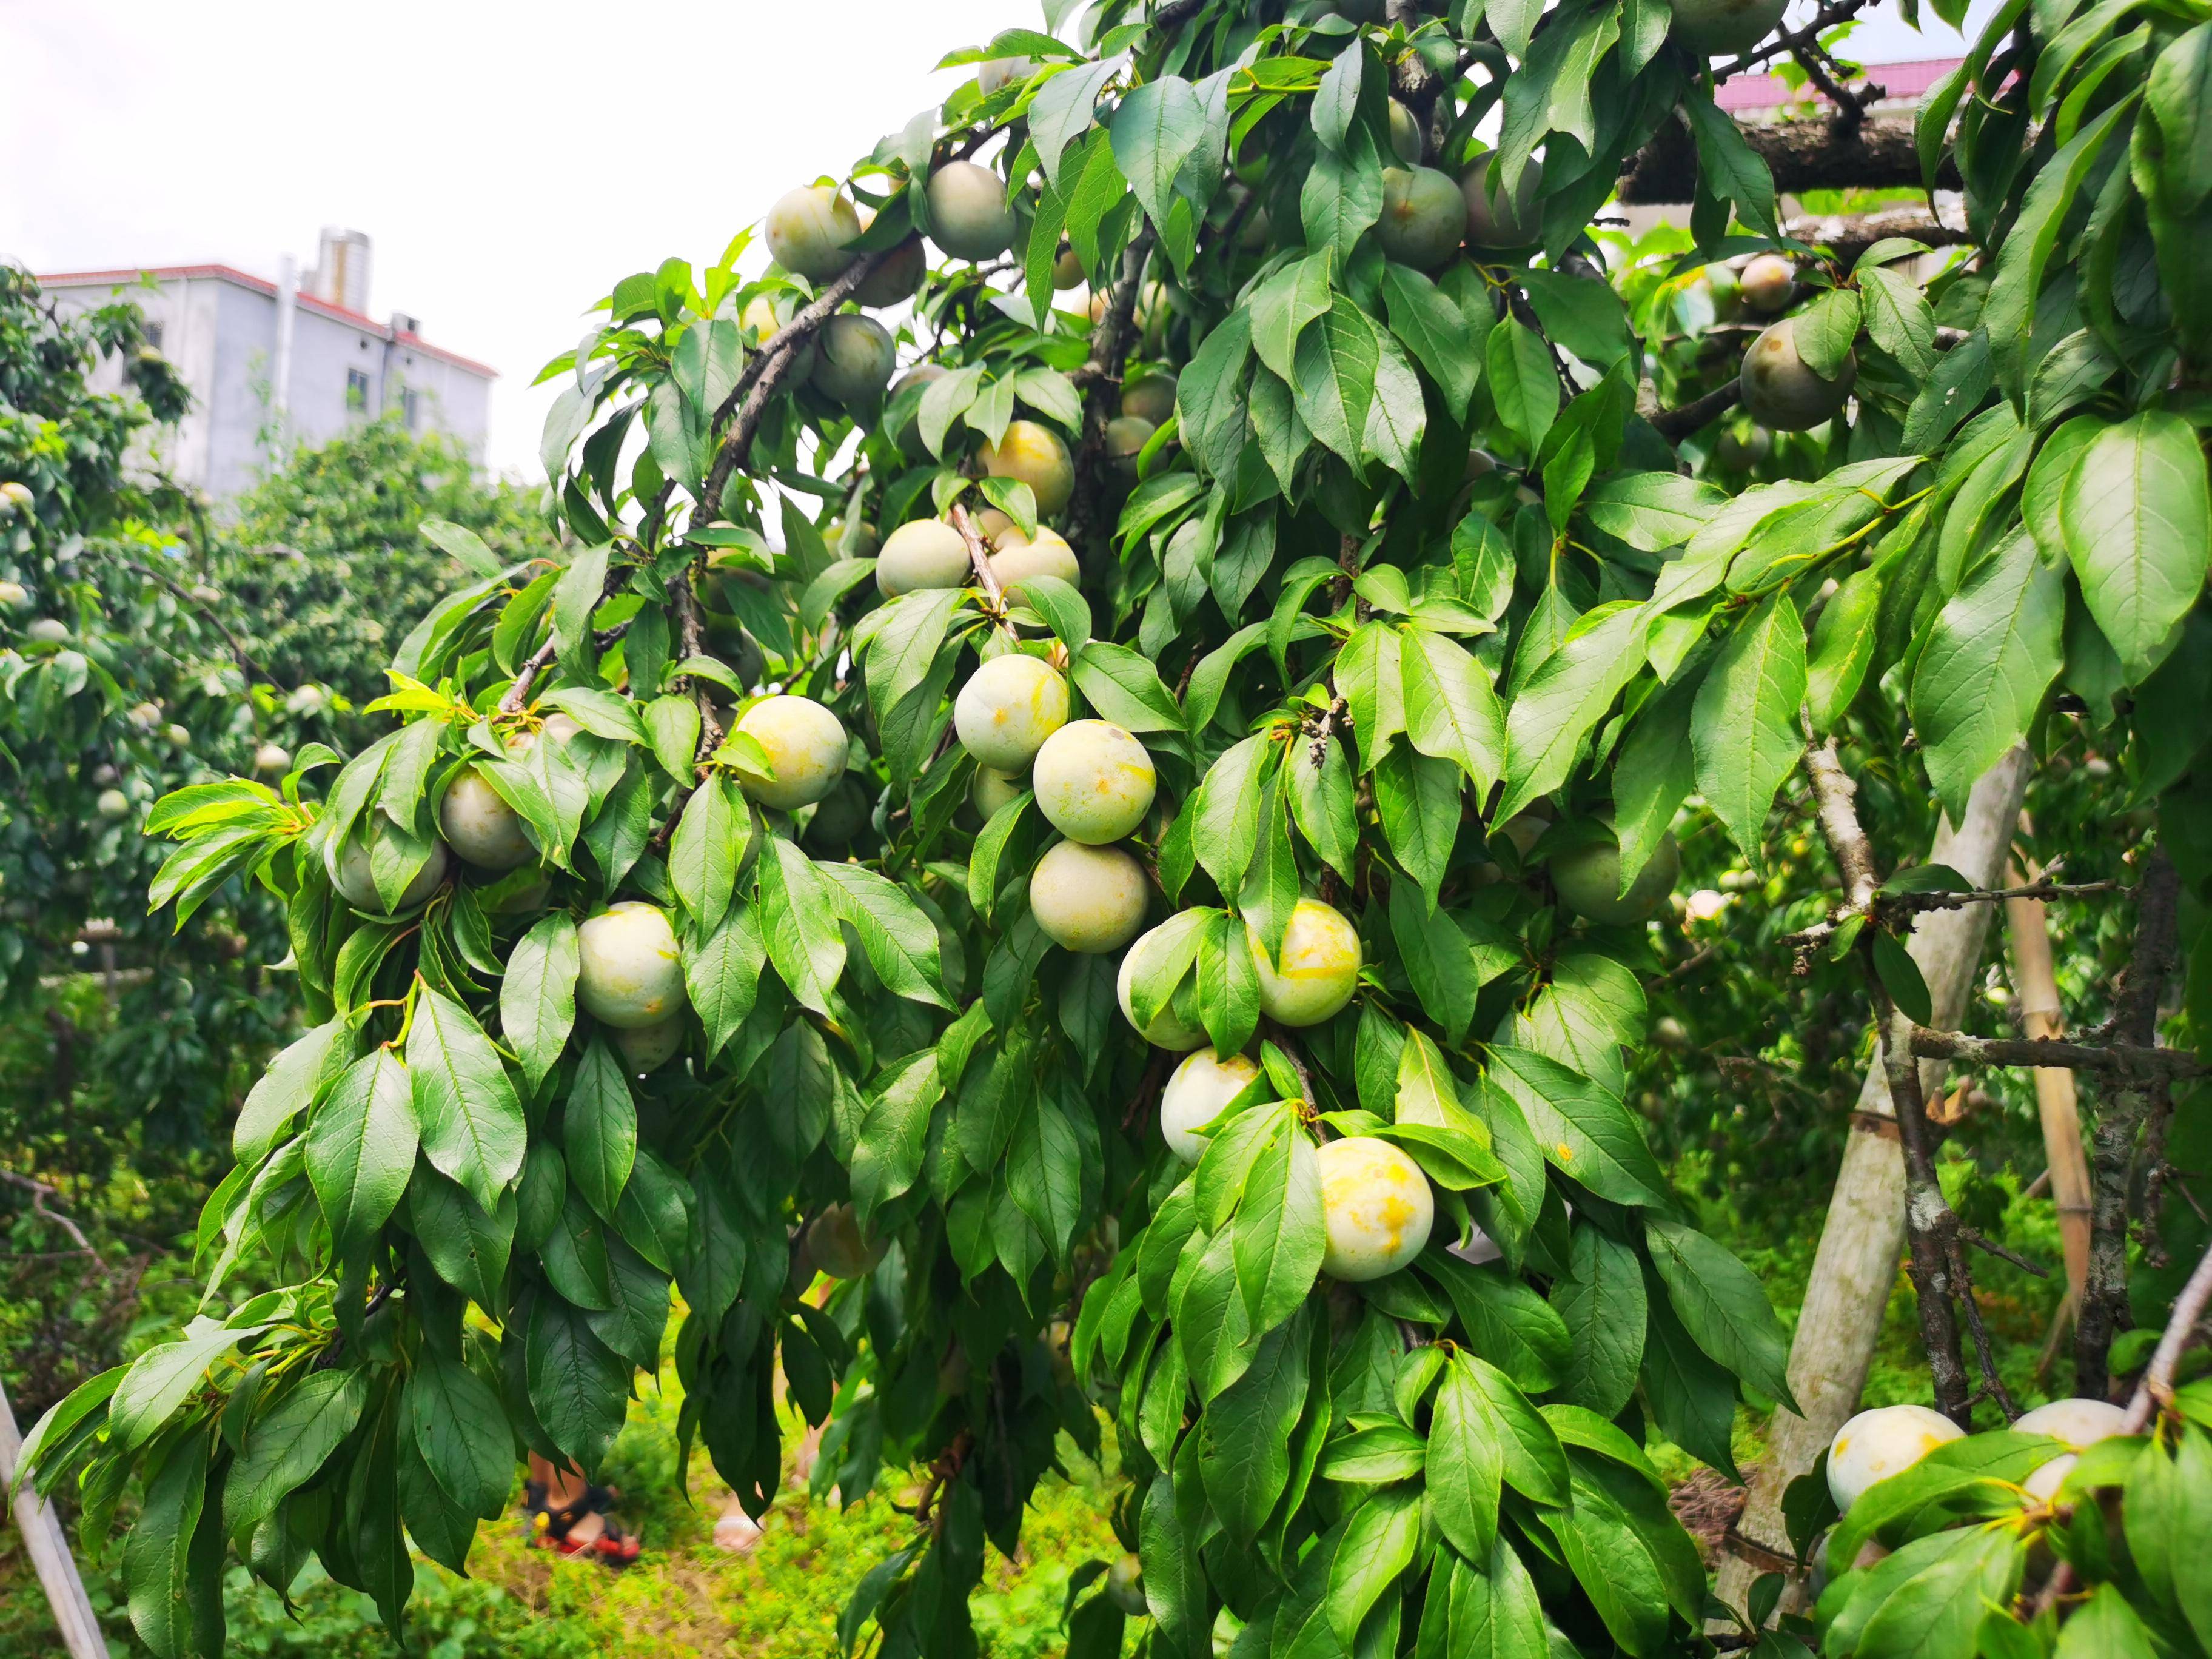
[4, 0, 2210, 1655]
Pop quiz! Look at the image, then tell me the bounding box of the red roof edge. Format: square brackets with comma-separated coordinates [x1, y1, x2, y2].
[33, 264, 500, 380]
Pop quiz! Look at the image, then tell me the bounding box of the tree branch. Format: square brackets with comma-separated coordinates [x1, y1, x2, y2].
[1062, 229, 1157, 556]
[1617, 113, 1957, 205]
[2076, 851, 2183, 1398]
[1906, 1026, 2205, 1080]
[1651, 380, 1743, 442]
[1784, 206, 1972, 267]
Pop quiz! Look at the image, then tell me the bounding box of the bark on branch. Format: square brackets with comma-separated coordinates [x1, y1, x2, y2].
[1617, 114, 1959, 205]
[1062, 229, 1156, 557]
[1906, 1025, 2205, 1081]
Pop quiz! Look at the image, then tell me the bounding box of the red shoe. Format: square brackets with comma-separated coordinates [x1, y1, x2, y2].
[529, 1495, 642, 1567]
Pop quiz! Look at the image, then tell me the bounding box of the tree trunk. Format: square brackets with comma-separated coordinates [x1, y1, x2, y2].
[1616, 114, 1962, 204]
[0, 1378, 106, 1659]
[2003, 866, 2092, 1323]
[1714, 744, 2033, 1617]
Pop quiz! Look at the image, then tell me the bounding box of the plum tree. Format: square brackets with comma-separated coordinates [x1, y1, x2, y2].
[764, 183, 861, 280]
[1158, 1048, 1261, 1162]
[1826, 1404, 1965, 1511]
[1031, 718, 1155, 843]
[1026, 839, 1147, 953]
[732, 693, 847, 809]
[951, 651, 1069, 771]
[1740, 316, 1857, 429]
[874, 517, 971, 597]
[925, 159, 1014, 260]
[575, 900, 686, 1028]
[1315, 1137, 1435, 1281]
[1376, 166, 1468, 268]
[41, 5, 2212, 1655]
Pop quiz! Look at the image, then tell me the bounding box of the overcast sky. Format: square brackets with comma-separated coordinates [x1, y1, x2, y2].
[3, 0, 1996, 483]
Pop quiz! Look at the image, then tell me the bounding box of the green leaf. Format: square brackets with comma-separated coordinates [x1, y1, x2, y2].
[1424, 1250, 1573, 1393]
[1191, 735, 1270, 899]
[406, 1356, 515, 1520]
[1691, 592, 1806, 860]
[1487, 1045, 1671, 1208]
[1908, 531, 2065, 820]
[683, 898, 765, 1059]
[124, 1427, 211, 1659]
[407, 986, 527, 1212]
[1643, 1216, 1795, 1409]
[1683, 90, 1780, 238]
[525, 1292, 631, 1471]
[819, 862, 951, 1008]
[758, 837, 847, 1016]
[1382, 264, 1481, 418]
[235, 1019, 350, 1165]
[1871, 930, 1934, 1025]
[1448, 1537, 1550, 1659]
[1792, 288, 1862, 380]
[668, 773, 748, 934]
[1248, 254, 1336, 383]
[1070, 640, 1185, 732]
[1584, 473, 1727, 553]
[1431, 1356, 1506, 1560]
[1552, 1226, 1647, 1416]
[1486, 315, 1558, 453]
[1198, 1313, 1310, 1547]
[501, 914, 578, 1090]
[1288, 728, 1360, 882]
[1610, 672, 1697, 892]
[306, 1050, 418, 1260]
[1805, 566, 1882, 734]
[1498, 603, 1648, 823]
[1403, 626, 1505, 793]
[407, 1167, 514, 1309]
[1293, 296, 1381, 467]
[2058, 411, 2210, 683]
[1327, 1486, 1424, 1645]
[565, 1037, 636, 1221]
[1860, 266, 1938, 379]
[1375, 747, 1461, 909]
[1233, 1128, 1327, 1334]
[223, 1370, 367, 1544]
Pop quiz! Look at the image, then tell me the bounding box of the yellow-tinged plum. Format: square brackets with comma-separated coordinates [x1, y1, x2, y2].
[876, 518, 973, 598]
[1671, 0, 1788, 55]
[954, 652, 1068, 772]
[577, 900, 686, 1029]
[25, 617, 67, 645]
[253, 742, 291, 774]
[980, 420, 1074, 515]
[976, 55, 1033, 95]
[1460, 149, 1543, 249]
[2012, 1398, 2128, 1446]
[974, 507, 1016, 545]
[1552, 829, 1679, 925]
[0, 581, 25, 609]
[927, 161, 1014, 261]
[97, 788, 129, 819]
[1120, 370, 1178, 427]
[1030, 840, 1148, 954]
[990, 526, 1081, 598]
[1740, 317, 1857, 431]
[734, 695, 848, 810]
[1106, 1555, 1148, 1618]
[854, 238, 925, 308]
[739, 295, 816, 389]
[1104, 415, 1155, 474]
[2023, 1455, 2076, 1503]
[1387, 99, 1424, 164]
[1053, 247, 1086, 289]
[1317, 1137, 1434, 1281]
[615, 1015, 686, 1074]
[1117, 917, 1208, 1050]
[765, 184, 861, 281]
[807, 1204, 885, 1278]
[972, 766, 1025, 820]
[1378, 166, 1467, 269]
[1159, 1050, 1261, 1163]
[329, 822, 448, 913]
[1250, 899, 1361, 1026]
[0, 482, 32, 514]
[1739, 252, 1797, 315]
[1033, 719, 1155, 844]
[825, 517, 879, 558]
[1827, 1404, 1965, 1512]
[812, 313, 894, 404]
[440, 766, 535, 870]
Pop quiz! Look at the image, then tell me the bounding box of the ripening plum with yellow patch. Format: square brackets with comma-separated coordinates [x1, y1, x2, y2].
[953, 653, 1068, 773]
[1250, 899, 1362, 1026]
[1033, 719, 1155, 844]
[1317, 1137, 1435, 1281]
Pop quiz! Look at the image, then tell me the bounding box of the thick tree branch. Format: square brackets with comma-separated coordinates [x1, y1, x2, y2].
[1651, 380, 1743, 441]
[1617, 113, 1957, 205]
[2076, 851, 2183, 1398]
[1906, 1027, 2205, 1080]
[1062, 229, 1157, 556]
[1785, 207, 1972, 267]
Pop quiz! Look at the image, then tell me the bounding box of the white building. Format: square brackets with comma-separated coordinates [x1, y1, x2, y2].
[39, 229, 495, 500]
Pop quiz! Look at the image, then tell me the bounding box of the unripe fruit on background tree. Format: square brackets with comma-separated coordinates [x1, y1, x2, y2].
[1118, 370, 1176, 426]
[1104, 414, 1155, 473]
[1738, 251, 1796, 315]
[1460, 147, 1542, 246]
[1550, 828, 1680, 925]
[1668, 0, 1789, 53]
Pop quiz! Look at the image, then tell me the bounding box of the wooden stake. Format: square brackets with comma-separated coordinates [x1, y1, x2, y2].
[0, 1377, 106, 1659]
[2002, 857, 2092, 1324]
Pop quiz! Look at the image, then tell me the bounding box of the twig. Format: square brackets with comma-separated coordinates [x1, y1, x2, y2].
[2121, 1234, 2212, 1430]
[1711, 0, 1875, 81]
[945, 501, 1008, 613]
[1651, 380, 1743, 443]
[499, 560, 631, 714]
[117, 560, 286, 689]
[1905, 1026, 2204, 1080]
[0, 1171, 95, 1256]
[1061, 229, 1158, 555]
[1958, 1227, 2049, 1279]
[1885, 877, 2122, 916]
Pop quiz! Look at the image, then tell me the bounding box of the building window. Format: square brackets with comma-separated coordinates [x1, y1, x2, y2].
[403, 389, 422, 431]
[346, 368, 370, 414]
[143, 321, 164, 351]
